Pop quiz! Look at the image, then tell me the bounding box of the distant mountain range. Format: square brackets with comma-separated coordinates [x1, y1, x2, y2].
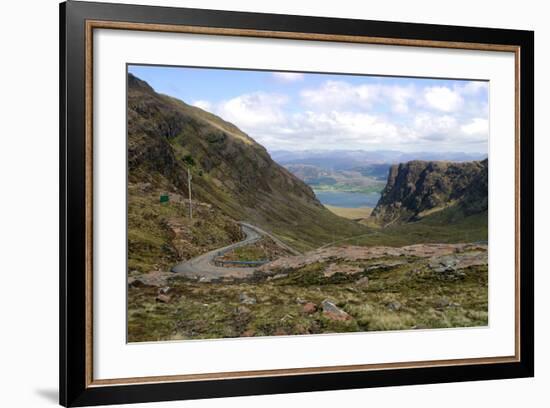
[272, 150, 487, 198]
[270, 149, 487, 171]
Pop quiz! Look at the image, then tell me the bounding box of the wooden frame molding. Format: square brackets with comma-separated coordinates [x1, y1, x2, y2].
[61, 1, 534, 405]
[84, 19, 521, 388]
[87, 19, 520, 52]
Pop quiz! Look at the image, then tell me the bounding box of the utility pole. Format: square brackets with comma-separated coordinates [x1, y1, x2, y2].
[187, 167, 193, 219]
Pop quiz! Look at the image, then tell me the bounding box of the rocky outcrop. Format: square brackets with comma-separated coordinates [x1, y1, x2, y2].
[257, 242, 487, 274]
[371, 160, 488, 224]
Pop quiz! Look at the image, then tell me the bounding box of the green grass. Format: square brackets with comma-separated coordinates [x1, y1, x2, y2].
[127, 183, 242, 274]
[221, 238, 290, 262]
[228, 246, 268, 261]
[355, 209, 488, 247]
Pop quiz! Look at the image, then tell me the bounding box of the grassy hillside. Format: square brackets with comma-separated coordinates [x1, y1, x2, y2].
[128, 73, 367, 255]
[128, 184, 243, 274]
[359, 207, 487, 247]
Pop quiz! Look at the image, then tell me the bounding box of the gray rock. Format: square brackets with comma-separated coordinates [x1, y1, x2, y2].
[430, 256, 458, 273]
[236, 306, 251, 314]
[386, 301, 402, 311]
[356, 276, 369, 288]
[155, 294, 171, 303]
[239, 293, 257, 305]
[321, 299, 351, 321]
[435, 298, 451, 308]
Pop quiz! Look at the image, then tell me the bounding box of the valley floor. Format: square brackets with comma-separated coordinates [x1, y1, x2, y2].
[324, 205, 373, 220]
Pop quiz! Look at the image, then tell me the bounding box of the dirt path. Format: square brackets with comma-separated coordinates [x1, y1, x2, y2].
[171, 222, 295, 280]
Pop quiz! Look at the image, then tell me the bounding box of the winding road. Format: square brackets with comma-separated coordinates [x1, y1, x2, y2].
[171, 222, 295, 280]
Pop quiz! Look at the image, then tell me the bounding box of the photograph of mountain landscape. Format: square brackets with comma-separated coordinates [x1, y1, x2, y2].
[126, 64, 489, 342]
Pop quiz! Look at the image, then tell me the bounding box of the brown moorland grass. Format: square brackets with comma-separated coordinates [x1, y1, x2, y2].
[324, 205, 373, 220]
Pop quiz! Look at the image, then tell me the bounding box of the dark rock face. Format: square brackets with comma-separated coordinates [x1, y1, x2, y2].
[372, 159, 488, 224]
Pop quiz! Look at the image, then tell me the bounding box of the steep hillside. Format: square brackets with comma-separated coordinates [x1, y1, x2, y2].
[372, 160, 488, 225]
[127, 73, 366, 253]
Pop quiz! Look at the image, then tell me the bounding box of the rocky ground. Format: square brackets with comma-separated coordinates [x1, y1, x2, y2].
[127, 184, 244, 276]
[127, 243, 488, 342]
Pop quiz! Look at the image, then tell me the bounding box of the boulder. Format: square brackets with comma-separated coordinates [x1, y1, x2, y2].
[321, 299, 351, 321]
[356, 276, 369, 288]
[435, 298, 451, 308]
[128, 278, 145, 288]
[155, 294, 171, 303]
[267, 273, 288, 281]
[302, 302, 318, 314]
[386, 301, 402, 311]
[429, 255, 458, 273]
[132, 270, 172, 287]
[236, 306, 251, 315]
[239, 293, 257, 305]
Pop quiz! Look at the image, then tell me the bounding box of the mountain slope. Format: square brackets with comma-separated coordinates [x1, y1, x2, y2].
[371, 159, 488, 225]
[127, 73, 366, 253]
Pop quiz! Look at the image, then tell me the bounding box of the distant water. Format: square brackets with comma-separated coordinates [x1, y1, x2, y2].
[313, 190, 380, 208]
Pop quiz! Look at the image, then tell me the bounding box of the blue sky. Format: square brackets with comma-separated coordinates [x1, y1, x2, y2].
[129, 64, 489, 154]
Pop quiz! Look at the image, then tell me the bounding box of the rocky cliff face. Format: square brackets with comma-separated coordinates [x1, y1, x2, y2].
[127, 73, 366, 251]
[372, 159, 488, 224]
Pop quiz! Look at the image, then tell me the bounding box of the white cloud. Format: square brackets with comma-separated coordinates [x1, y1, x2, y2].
[195, 78, 488, 152]
[413, 113, 458, 140]
[300, 81, 416, 114]
[299, 111, 399, 141]
[260, 107, 434, 150]
[272, 72, 305, 82]
[300, 81, 380, 110]
[192, 100, 212, 111]
[461, 118, 489, 137]
[386, 85, 415, 113]
[423, 86, 464, 112]
[460, 81, 489, 95]
[216, 92, 288, 129]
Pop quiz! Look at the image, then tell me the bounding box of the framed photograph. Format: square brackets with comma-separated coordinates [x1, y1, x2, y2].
[60, 1, 534, 406]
